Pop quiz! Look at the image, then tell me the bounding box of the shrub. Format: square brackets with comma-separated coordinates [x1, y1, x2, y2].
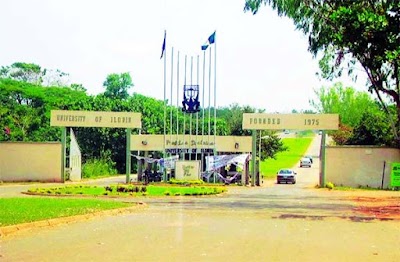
[82, 157, 117, 179]
[117, 185, 127, 192]
[168, 178, 204, 186]
[326, 182, 335, 190]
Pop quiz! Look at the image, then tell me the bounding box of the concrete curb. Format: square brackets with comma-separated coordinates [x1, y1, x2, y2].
[0, 203, 147, 238]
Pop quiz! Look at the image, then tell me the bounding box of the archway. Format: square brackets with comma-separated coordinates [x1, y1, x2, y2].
[50, 110, 141, 183]
[242, 113, 339, 186]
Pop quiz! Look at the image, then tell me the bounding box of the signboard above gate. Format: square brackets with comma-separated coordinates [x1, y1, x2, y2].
[242, 113, 339, 130]
[50, 110, 141, 128]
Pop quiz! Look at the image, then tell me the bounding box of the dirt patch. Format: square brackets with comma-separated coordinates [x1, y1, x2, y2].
[354, 205, 400, 219]
[351, 196, 400, 220]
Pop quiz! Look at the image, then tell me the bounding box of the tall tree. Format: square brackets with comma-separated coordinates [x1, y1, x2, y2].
[103, 72, 133, 100]
[1, 62, 44, 84]
[42, 69, 70, 87]
[245, 0, 400, 145]
[310, 82, 380, 127]
[348, 108, 393, 146]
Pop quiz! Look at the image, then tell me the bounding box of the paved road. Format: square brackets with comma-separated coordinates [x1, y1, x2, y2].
[1, 135, 400, 261]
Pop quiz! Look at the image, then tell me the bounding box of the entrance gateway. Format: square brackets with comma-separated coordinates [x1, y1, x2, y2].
[242, 113, 339, 187]
[51, 110, 339, 186]
[50, 110, 142, 183]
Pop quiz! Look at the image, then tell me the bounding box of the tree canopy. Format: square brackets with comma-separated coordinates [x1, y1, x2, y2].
[245, 0, 400, 145]
[310, 82, 379, 127]
[103, 72, 133, 99]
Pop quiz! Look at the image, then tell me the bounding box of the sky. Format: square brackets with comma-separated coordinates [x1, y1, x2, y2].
[1, 0, 368, 113]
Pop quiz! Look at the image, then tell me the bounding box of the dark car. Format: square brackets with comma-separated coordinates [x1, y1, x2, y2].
[276, 169, 297, 184]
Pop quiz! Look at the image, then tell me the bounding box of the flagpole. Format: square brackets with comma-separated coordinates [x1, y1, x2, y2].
[183, 55, 187, 160]
[190, 56, 193, 160]
[169, 47, 174, 159]
[196, 54, 199, 161]
[163, 32, 167, 181]
[201, 50, 206, 169]
[208, 46, 212, 148]
[213, 31, 217, 156]
[176, 51, 180, 143]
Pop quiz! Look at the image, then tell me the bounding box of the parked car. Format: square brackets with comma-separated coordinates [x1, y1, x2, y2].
[300, 157, 312, 168]
[276, 169, 297, 184]
[304, 155, 313, 164]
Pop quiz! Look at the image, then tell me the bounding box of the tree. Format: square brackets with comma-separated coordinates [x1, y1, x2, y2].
[331, 123, 353, 145]
[1, 62, 44, 84]
[42, 69, 70, 87]
[245, 0, 400, 145]
[218, 103, 286, 160]
[348, 108, 393, 146]
[258, 130, 287, 161]
[310, 82, 380, 127]
[103, 72, 133, 99]
[70, 83, 87, 93]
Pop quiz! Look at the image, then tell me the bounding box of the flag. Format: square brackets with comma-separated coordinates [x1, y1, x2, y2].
[201, 31, 216, 51]
[160, 30, 166, 59]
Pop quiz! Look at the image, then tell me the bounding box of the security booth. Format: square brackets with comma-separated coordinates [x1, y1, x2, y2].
[130, 134, 252, 184]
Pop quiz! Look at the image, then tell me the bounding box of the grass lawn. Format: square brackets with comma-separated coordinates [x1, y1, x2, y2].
[260, 137, 314, 179]
[0, 198, 132, 226]
[0, 184, 226, 227]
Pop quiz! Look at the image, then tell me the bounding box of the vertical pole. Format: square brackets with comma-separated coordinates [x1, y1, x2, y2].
[320, 131, 327, 187]
[208, 46, 212, 182]
[252, 130, 257, 187]
[258, 131, 261, 162]
[213, 32, 217, 153]
[176, 51, 180, 143]
[183, 55, 187, 161]
[190, 56, 193, 160]
[196, 55, 199, 161]
[126, 128, 131, 183]
[170, 47, 174, 153]
[381, 161, 386, 189]
[137, 129, 142, 182]
[201, 50, 206, 171]
[162, 41, 167, 182]
[258, 130, 261, 186]
[208, 46, 212, 147]
[61, 127, 66, 183]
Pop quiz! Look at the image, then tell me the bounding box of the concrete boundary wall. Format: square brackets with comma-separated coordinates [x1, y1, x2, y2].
[0, 142, 62, 182]
[325, 146, 400, 188]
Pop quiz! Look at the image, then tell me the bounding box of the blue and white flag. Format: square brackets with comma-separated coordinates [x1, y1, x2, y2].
[160, 30, 166, 59]
[201, 31, 216, 51]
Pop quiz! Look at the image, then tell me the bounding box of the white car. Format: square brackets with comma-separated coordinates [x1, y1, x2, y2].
[300, 157, 312, 168]
[276, 169, 296, 184]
